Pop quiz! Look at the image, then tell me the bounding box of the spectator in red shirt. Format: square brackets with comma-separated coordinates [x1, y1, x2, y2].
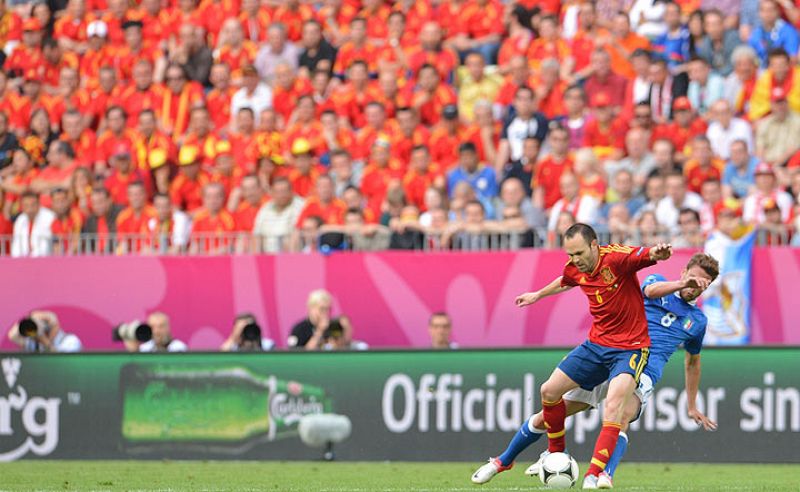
[297, 174, 346, 226]
[287, 138, 322, 198]
[406, 63, 457, 126]
[582, 92, 626, 160]
[582, 48, 628, 112]
[534, 124, 574, 210]
[448, 0, 504, 64]
[684, 135, 725, 194]
[169, 144, 211, 213]
[49, 187, 82, 255]
[653, 96, 708, 160]
[189, 182, 237, 254]
[230, 174, 267, 232]
[6, 18, 44, 78]
[408, 21, 457, 81]
[333, 17, 377, 76]
[104, 143, 150, 206]
[116, 180, 158, 253]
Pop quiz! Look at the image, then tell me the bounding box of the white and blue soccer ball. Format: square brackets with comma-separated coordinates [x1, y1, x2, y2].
[538, 452, 579, 489]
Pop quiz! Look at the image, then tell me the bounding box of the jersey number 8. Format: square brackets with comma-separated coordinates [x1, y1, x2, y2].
[660, 312, 677, 327]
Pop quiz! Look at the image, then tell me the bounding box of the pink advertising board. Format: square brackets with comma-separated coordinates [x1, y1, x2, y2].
[0, 248, 797, 350]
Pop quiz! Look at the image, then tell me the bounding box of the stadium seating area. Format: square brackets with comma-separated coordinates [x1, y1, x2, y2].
[0, 0, 799, 256]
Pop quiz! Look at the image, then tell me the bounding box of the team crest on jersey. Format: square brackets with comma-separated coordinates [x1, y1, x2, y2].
[683, 318, 693, 330]
[600, 266, 616, 285]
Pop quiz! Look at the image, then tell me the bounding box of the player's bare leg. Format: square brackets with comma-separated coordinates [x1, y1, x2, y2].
[540, 368, 580, 453]
[584, 373, 636, 485]
[597, 393, 643, 488]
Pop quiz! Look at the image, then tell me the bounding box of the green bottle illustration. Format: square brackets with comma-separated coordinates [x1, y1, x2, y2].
[119, 364, 332, 448]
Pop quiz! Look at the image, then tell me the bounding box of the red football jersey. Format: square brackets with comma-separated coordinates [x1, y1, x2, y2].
[560, 244, 655, 350]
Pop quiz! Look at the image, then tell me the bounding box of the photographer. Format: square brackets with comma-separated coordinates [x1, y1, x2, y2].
[7, 311, 82, 353]
[313, 316, 369, 351]
[220, 313, 275, 352]
[119, 312, 187, 352]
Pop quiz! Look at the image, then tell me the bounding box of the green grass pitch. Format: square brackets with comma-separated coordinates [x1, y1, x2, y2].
[0, 461, 798, 491]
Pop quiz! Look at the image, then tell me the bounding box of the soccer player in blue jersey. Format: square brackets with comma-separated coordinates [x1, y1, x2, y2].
[472, 252, 719, 489]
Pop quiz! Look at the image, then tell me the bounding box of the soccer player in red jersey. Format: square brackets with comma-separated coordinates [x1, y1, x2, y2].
[474, 223, 672, 488]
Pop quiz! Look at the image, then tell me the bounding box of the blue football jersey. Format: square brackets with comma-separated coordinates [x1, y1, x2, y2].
[641, 274, 707, 384]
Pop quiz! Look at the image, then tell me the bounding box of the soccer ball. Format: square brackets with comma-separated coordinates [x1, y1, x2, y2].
[538, 452, 579, 489]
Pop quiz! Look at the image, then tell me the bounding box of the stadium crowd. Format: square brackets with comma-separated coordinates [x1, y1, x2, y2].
[0, 0, 799, 256]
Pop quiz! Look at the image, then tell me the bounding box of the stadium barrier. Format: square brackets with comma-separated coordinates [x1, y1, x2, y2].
[0, 228, 793, 256]
[0, 248, 798, 351]
[0, 349, 796, 463]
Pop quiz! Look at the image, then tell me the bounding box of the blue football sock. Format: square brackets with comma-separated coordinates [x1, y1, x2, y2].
[497, 418, 544, 466]
[604, 431, 628, 477]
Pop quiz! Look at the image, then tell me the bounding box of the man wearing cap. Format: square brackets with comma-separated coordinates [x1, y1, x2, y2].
[169, 144, 211, 213]
[755, 86, 800, 166]
[743, 162, 793, 225]
[96, 106, 141, 171]
[749, 48, 800, 120]
[189, 183, 237, 254]
[428, 104, 479, 169]
[6, 17, 43, 76]
[652, 96, 707, 158]
[104, 143, 151, 206]
[79, 21, 115, 91]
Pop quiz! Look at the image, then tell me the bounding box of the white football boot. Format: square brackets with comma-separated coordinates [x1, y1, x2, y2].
[582, 474, 599, 489]
[597, 471, 614, 489]
[523, 450, 551, 476]
[471, 457, 513, 484]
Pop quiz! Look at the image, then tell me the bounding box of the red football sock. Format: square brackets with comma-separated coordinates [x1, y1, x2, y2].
[586, 421, 622, 477]
[542, 398, 567, 453]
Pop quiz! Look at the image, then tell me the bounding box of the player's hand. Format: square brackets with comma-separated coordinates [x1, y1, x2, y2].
[649, 243, 673, 261]
[683, 276, 711, 291]
[515, 292, 540, 307]
[688, 408, 717, 431]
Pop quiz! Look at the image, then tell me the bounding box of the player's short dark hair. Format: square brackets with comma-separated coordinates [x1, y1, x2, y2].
[564, 223, 597, 245]
[686, 253, 719, 282]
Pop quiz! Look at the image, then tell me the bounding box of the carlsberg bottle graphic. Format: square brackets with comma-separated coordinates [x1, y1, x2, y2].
[120, 364, 331, 446]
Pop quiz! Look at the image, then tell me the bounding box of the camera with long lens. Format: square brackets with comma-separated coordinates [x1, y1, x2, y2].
[18, 317, 51, 338]
[112, 321, 152, 343]
[238, 322, 262, 351]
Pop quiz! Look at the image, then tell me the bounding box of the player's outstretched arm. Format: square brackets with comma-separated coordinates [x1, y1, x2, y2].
[684, 352, 717, 431]
[643, 275, 710, 299]
[515, 276, 572, 307]
[648, 243, 673, 262]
